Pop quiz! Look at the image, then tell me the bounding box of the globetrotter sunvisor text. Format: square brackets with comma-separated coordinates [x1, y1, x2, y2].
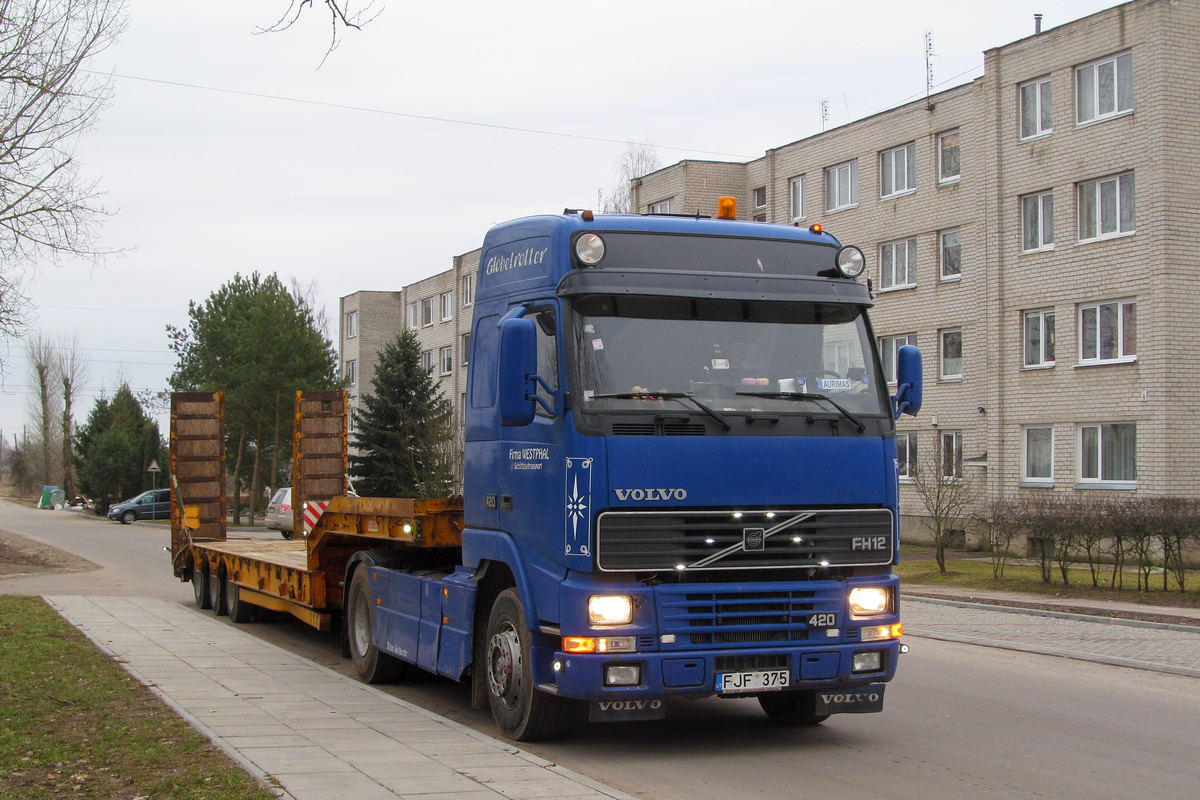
[485, 247, 549, 275]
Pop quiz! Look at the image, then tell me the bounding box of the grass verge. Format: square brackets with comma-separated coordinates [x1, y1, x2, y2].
[0, 595, 277, 800]
[898, 548, 1200, 609]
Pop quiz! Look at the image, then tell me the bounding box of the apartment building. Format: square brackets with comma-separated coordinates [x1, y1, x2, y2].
[630, 0, 1200, 537]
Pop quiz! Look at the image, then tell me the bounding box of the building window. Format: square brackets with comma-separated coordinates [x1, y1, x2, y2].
[461, 333, 471, 367]
[421, 350, 434, 374]
[439, 345, 452, 375]
[345, 310, 357, 339]
[789, 176, 806, 222]
[940, 329, 963, 380]
[1024, 426, 1054, 483]
[440, 291, 453, 321]
[879, 238, 917, 290]
[753, 186, 767, 209]
[939, 431, 963, 481]
[1078, 172, 1135, 242]
[1020, 77, 1053, 139]
[1023, 309, 1055, 367]
[421, 298, 433, 327]
[896, 432, 918, 482]
[1079, 423, 1136, 484]
[940, 229, 961, 280]
[824, 160, 858, 212]
[1079, 299, 1135, 364]
[344, 359, 356, 387]
[409, 302, 420, 329]
[1076, 52, 1132, 125]
[880, 333, 918, 384]
[649, 198, 673, 214]
[938, 130, 960, 183]
[462, 275, 474, 306]
[880, 143, 916, 198]
[1022, 191, 1054, 252]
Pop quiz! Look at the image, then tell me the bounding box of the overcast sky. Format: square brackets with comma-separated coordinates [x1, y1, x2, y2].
[0, 0, 1120, 450]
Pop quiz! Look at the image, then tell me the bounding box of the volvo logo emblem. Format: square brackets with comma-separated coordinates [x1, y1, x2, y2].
[743, 527, 765, 551]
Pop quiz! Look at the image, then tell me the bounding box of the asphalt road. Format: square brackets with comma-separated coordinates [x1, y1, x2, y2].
[4, 500, 1199, 800]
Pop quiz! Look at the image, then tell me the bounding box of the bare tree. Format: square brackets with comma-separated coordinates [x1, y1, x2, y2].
[909, 432, 978, 573]
[258, 1, 382, 65]
[56, 330, 88, 496]
[602, 141, 662, 214]
[24, 331, 62, 485]
[0, 0, 127, 334]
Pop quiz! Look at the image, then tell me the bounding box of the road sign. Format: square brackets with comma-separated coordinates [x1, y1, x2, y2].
[148, 460, 161, 473]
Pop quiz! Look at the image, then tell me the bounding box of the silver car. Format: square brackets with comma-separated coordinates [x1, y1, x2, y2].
[265, 488, 294, 538]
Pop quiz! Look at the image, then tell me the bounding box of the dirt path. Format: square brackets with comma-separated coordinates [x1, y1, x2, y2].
[0, 528, 97, 578]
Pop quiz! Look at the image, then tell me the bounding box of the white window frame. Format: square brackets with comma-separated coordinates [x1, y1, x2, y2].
[409, 302, 420, 330]
[940, 229, 961, 281]
[649, 198, 673, 214]
[939, 430, 963, 482]
[345, 310, 357, 339]
[896, 432, 918, 483]
[439, 345, 453, 375]
[461, 332, 471, 367]
[879, 238, 917, 291]
[1078, 423, 1136, 486]
[344, 359, 356, 387]
[824, 160, 858, 212]
[461, 275, 474, 307]
[880, 143, 916, 199]
[1078, 299, 1136, 365]
[1078, 172, 1135, 242]
[421, 349, 434, 374]
[1020, 77, 1053, 140]
[421, 298, 433, 327]
[938, 130, 960, 184]
[1076, 52, 1133, 126]
[1023, 308, 1056, 368]
[1021, 191, 1054, 252]
[880, 333, 918, 384]
[440, 291, 453, 321]
[1023, 426, 1054, 484]
[940, 328, 963, 380]
[789, 175, 806, 222]
[753, 186, 767, 210]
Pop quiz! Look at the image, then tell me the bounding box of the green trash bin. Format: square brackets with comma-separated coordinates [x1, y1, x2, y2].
[39, 486, 60, 509]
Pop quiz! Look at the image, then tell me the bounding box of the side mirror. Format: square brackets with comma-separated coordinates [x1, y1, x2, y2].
[498, 316, 537, 426]
[892, 344, 923, 418]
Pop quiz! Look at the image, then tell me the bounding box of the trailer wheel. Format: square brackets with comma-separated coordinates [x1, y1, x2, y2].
[209, 566, 228, 616]
[347, 567, 409, 683]
[192, 562, 211, 609]
[758, 690, 829, 726]
[227, 581, 254, 623]
[484, 588, 565, 741]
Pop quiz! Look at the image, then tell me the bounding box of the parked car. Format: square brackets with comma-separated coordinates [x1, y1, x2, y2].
[265, 488, 294, 538]
[107, 488, 171, 524]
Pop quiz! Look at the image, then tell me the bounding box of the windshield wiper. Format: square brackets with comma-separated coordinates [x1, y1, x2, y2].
[591, 392, 732, 431]
[735, 391, 866, 433]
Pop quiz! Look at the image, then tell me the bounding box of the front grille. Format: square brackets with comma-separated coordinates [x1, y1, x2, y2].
[714, 654, 789, 671]
[657, 585, 843, 649]
[610, 422, 707, 436]
[596, 508, 893, 572]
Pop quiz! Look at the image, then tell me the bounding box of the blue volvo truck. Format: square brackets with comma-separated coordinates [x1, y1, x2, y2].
[179, 199, 922, 742]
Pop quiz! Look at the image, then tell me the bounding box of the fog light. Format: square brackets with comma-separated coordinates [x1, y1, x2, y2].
[604, 664, 641, 686]
[575, 233, 606, 265]
[597, 636, 636, 653]
[852, 651, 883, 673]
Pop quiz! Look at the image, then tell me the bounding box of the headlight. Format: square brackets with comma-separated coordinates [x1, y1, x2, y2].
[588, 595, 633, 625]
[835, 245, 866, 278]
[574, 233, 606, 265]
[848, 587, 890, 617]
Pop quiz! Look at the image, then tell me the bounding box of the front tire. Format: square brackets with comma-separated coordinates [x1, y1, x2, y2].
[484, 588, 565, 741]
[121, 510, 136, 525]
[192, 563, 211, 609]
[758, 690, 829, 725]
[347, 567, 409, 683]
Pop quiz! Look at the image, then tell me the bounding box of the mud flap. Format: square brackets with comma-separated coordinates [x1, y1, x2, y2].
[589, 698, 668, 722]
[815, 684, 886, 715]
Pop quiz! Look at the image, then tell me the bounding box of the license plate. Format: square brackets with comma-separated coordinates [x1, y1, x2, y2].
[716, 669, 790, 694]
[806, 611, 838, 628]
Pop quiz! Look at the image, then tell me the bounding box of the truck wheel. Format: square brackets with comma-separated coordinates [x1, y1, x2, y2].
[121, 510, 136, 525]
[758, 690, 829, 725]
[192, 563, 212, 609]
[485, 588, 565, 741]
[209, 567, 228, 616]
[227, 581, 254, 623]
[347, 567, 409, 683]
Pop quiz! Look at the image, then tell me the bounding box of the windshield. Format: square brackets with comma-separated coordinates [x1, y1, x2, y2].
[569, 294, 889, 417]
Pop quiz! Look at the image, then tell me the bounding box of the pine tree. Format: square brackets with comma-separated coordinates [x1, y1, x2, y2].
[349, 330, 455, 498]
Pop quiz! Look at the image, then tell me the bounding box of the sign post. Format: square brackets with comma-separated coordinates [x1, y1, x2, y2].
[148, 459, 161, 491]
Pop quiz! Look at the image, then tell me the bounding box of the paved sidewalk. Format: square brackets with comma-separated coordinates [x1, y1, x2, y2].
[46, 595, 636, 800]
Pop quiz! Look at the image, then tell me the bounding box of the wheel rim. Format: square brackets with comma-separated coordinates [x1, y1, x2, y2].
[351, 588, 371, 658]
[487, 624, 522, 710]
